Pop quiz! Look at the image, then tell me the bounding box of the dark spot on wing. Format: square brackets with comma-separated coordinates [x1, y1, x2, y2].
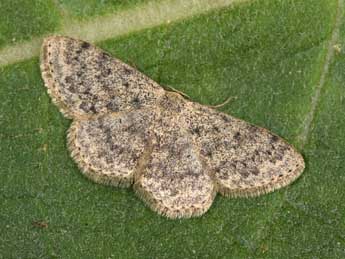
[89, 104, 97, 113]
[251, 167, 260, 176]
[79, 102, 96, 113]
[101, 67, 112, 77]
[68, 85, 77, 93]
[131, 96, 142, 108]
[213, 126, 220, 132]
[205, 151, 212, 157]
[191, 127, 201, 136]
[239, 170, 249, 178]
[123, 67, 132, 75]
[234, 132, 241, 141]
[64, 76, 72, 84]
[81, 42, 90, 49]
[106, 100, 119, 112]
[79, 102, 88, 112]
[271, 135, 279, 143]
[102, 52, 111, 58]
[221, 114, 231, 122]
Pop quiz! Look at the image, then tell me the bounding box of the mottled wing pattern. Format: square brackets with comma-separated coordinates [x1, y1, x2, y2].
[40, 36, 305, 219]
[134, 96, 216, 218]
[68, 108, 160, 187]
[182, 102, 305, 197]
[40, 36, 165, 118]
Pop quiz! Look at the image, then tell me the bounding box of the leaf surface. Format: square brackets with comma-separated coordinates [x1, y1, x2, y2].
[0, 0, 344, 258]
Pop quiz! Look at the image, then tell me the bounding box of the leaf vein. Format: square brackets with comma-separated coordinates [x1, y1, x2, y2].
[298, 0, 344, 148]
[0, 0, 250, 67]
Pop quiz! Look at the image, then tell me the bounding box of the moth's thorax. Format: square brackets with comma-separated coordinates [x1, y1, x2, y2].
[158, 91, 188, 112]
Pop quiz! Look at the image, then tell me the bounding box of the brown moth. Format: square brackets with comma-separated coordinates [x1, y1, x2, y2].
[40, 36, 305, 219]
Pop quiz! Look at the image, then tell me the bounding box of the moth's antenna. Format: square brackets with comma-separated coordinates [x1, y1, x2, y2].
[162, 85, 191, 100]
[207, 96, 237, 109]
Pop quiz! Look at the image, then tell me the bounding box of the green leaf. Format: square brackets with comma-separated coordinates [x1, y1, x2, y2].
[0, 0, 61, 48]
[1, 0, 344, 258]
[57, 0, 161, 20]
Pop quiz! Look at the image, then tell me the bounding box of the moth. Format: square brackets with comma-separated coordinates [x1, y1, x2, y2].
[40, 36, 305, 219]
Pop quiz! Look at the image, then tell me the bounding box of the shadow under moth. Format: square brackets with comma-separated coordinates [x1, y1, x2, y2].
[40, 36, 305, 219]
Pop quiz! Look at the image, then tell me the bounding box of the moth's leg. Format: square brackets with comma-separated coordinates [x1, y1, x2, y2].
[40, 36, 165, 119]
[68, 108, 160, 187]
[134, 104, 216, 219]
[182, 102, 305, 197]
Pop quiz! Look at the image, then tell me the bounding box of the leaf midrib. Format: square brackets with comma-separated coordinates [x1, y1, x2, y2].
[0, 0, 250, 67]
